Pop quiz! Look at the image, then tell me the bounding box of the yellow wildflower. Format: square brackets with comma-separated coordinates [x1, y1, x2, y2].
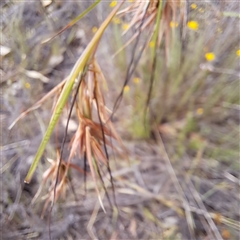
[170, 21, 179, 28]
[149, 41, 155, 48]
[112, 17, 121, 24]
[109, 1, 117, 7]
[196, 108, 204, 115]
[92, 26, 98, 33]
[205, 52, 215, 62]
[187, 21, 199, 31]
[221, 229, 231, 240]
[122, 23, 129, 31]
[124, 85, 130, 92]
[133, 77, 140, 84]
[24, 82, 31, 89]
[190, 3, 197, 9]
[236, 49, 240, 56]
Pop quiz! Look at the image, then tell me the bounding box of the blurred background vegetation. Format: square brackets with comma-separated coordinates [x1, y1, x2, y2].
[1, 0, 239, 239]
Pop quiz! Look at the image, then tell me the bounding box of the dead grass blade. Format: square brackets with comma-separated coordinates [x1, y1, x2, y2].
[8, 78, 67, 130]
[86, 126, 106, 212]
[187, 180, 224, 240]
[153, 126, 196, 237]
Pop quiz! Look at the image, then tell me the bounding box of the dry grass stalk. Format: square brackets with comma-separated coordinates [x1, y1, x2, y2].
[32, 58, 125, 216]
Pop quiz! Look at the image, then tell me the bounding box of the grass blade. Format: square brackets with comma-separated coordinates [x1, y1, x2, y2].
[41, 0, 101, 44]
[25, 1, 125, 183]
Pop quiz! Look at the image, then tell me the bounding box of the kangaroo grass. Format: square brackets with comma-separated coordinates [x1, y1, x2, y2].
[23, 1, 125, 184]
[35, 57, 124, 215]
[114, 0, 187, 58]
[10, 0, 126, 226]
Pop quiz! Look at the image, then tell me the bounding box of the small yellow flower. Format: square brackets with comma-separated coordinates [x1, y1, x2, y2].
[196, 108, 204, 115]
[128, 0, 134, 2]
[221, 229, 231, 240]
[24, 82, 31, 89]
[170, 21, 179, 28]
[133, 77, 140, 84]
[109, 1, 117, 7]
[190, 3, 197, 9]
[122, 23, 129, 31]
[124, 85, 130, 92]
[205, 52, 215, 62]
[112, 17, 121, 24]
[92, 26, 98, 33]
[187, 21, 199, 31]
[149, 41, 155, 48]
[236, 49, 240, 56]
